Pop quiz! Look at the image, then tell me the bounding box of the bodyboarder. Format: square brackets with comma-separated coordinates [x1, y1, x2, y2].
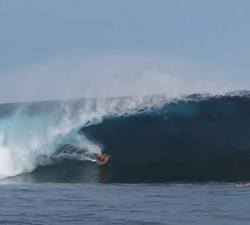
[95, 152, 108, 164]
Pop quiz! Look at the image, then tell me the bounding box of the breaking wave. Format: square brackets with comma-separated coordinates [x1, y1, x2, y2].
[1, 90, 250, 183]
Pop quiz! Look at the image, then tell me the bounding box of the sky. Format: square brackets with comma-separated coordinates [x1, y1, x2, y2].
[0, 0, 250, 103]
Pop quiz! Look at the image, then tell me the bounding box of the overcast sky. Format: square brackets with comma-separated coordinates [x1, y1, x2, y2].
[0, 0, 249, 103]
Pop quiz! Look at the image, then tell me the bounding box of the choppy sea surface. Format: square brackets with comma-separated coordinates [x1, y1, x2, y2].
[1, 183, 250, 225]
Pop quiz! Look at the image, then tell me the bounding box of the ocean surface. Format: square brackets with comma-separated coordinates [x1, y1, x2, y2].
[1, 182, 250, 225]
[1, 92, 250, 224]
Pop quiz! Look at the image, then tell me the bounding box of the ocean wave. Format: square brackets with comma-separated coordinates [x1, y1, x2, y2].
[1, 91, 250, 182]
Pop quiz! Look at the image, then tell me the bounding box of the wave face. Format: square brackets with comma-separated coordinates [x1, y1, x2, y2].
[81, 92, 250, 183]
[1, 91, 250, 183]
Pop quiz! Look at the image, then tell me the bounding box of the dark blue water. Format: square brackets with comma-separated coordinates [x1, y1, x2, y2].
[81, 93, 250, 183]
[1, 183, 250, 225]
[1, 93, 250, 224]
